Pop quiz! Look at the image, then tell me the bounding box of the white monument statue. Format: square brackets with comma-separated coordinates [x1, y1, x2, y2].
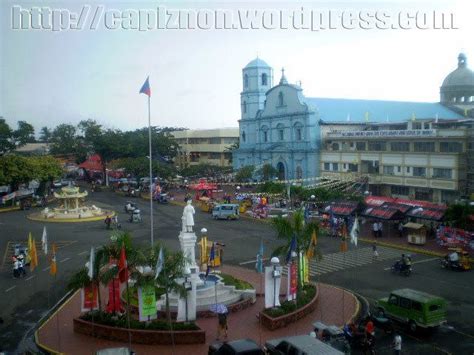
[182, 200, 195, 232]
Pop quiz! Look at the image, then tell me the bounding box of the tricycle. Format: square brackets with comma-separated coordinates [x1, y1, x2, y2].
[441, 248, 471, 271]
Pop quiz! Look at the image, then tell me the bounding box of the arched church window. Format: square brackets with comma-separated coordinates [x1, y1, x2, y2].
[261, 126, 269, 142]
[262, 73, 268, 86]
[244, 74, 248, 88]
[243, 101, 247, 114]
[242, 131, 246, 142]
[294, 122, 303, 141]
[296, 166, 303, 180]
[277, 123, 284, 141]
[278, 92, 284, 106]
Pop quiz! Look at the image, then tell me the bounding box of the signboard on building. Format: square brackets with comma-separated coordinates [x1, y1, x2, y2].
[328, 129, 436, 138]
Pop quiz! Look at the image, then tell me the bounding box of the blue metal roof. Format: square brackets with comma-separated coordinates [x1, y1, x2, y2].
[304, 97, 463, 122]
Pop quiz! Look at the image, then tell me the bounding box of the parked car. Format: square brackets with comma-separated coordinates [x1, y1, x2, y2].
[208, 339, 263, 355]
[52, 180, 62, 188]
[265, 335, 344, 354]
[96, 348, 132, 355]
[212, 204, 240, 220]
[375, 288, 447, 332]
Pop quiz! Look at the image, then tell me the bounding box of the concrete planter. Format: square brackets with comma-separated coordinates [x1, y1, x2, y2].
[73, 317, 205, 345]
[258, 284, 319, 331]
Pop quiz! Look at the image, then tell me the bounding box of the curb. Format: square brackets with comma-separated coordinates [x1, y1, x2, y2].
[0, 206, 21, 213]
[27, 210, 116, 223]
[358, 237, 446, 258]
[319, 282, 361, 326]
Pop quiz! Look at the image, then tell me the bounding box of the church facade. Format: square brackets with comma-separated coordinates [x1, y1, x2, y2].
[233, 55, 474, 190]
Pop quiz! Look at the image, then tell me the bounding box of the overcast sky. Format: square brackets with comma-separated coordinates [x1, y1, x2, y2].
[1, 0, 472, 132]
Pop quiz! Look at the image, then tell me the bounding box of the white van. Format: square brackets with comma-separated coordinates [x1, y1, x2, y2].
[212, 204, 240, 220]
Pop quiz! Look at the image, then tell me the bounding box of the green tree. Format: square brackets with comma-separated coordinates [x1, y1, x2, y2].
[50, 124, 78, 155]
[271, 210, 320, 289]
[257, 163, 278, 181]
[39, 126, 52, 143]
[445, 203, 474, 230]
[224, 140, 239, 164]
[13, 121, 36, 146]
[0, 155, 35, 190]
[235, 165, 254, 182]
[0, 119, 15, 155]
[29, 156, 63, 195]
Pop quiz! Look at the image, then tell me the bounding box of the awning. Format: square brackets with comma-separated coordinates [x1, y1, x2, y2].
[189, 178, 218, 191]
[407, 207, 445, 221]
[403, 222, 425, 230]
[365, 196, 446, 210]
[323, 201, 360, 216]
[362, 206, 405, 220]
[78, 154, 103, 172]
[381, 202, 412, 213]
[365, 196, 395, 206]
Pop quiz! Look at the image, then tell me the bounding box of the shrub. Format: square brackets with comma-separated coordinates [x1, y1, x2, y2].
[263, 284, 316, 317]
[219, 273, 254, 290]
[80, 310, 199, 330]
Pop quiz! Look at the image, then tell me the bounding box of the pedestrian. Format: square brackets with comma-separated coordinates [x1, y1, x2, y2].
[393, 332, 402, 354]
[372, 242, 378, 260]
[12, 256, 20, 279]
[398, 222, 404, 238]
[17, 253, 26, 277]
[372, 221, 379, 238]
[217, 311, 228, 340]
[378, 221, 383, 238]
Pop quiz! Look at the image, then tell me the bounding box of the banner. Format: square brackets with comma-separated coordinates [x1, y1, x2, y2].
[264, 265, 282, 309]
[106, 278, 123, 313]
[288, 262, 297, 301]
[138, 284, 157, 322]
[81, 284, 98, 312]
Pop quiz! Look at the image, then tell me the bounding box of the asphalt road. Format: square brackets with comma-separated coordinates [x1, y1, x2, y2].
[0, 190, 473, 354]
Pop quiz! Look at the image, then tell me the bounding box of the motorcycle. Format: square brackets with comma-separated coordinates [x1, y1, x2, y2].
[441, 250, 471, 271]
[343, 325, 376, 354]
[391, 260, 412, 276]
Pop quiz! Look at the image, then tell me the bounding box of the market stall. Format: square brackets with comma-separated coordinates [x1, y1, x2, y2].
[403, 222, 427, 245]
[188, 178, 218, 200]
[437, 226, 474, 251]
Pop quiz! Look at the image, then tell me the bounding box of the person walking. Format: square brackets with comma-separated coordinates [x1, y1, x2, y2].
[217, 311, 228, 340]
[378, 221, 383, 238]
[12, 256, 20, 279]
[372, 221, 379, 239]
[393, 333, 402, 354]
[372, 242, 379, 261]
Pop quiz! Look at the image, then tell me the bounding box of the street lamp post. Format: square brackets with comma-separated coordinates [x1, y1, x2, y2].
[270, 257, 281, 308]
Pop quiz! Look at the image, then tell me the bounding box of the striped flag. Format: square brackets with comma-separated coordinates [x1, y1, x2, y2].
[139, 76, 151, 97]
[50, 243, 57, 276]
[306, 230, 318, 259]
[30, 236, 38, 272]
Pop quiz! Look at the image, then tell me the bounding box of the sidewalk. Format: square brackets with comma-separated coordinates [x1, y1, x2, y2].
[36, 265, 359, 355]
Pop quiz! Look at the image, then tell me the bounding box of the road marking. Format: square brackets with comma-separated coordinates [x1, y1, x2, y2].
[78, 251, 88, 256]
[383, 257, 439, 270]
[5, 285, 16, 293]
[239, 258, 268, 265]
[60, 257, 70, 263]
[42, 266, 51, 272]
[25, 275, 35, 281]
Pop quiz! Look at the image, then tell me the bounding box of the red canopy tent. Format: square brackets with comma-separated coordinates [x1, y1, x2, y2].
[78, 154, 103, 173]
[189, 179, 218, 200]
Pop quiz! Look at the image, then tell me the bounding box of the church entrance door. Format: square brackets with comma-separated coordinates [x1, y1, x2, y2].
[277, 162, 285, 181]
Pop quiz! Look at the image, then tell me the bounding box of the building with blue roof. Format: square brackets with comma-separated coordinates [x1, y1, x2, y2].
[233, 56, 474, 202]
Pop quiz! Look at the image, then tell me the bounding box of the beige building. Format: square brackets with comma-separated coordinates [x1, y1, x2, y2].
[320, 118, 474, 204]
[171, 128, 239, 168]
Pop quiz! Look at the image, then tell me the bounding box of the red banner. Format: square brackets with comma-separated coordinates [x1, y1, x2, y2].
[106, 278, 123, 313]
[81, 284, 98, 312]
[290, 263, 297, 299]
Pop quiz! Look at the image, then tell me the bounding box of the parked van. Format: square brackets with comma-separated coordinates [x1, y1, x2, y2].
[375, 288, 447, 332]
[212, 204, 239, 220]
[265, 335, 344, 354]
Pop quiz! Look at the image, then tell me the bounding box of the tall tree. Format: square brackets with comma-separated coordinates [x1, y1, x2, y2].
[0, 119, 15, 155]
[50, 124, 78, 155]
[0, 155, 35, 190]
[39, 127, 52, 143]
[13, 121, 36, 146]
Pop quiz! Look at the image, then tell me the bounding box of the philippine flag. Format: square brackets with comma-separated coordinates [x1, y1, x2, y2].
[139, 76, 151, 97]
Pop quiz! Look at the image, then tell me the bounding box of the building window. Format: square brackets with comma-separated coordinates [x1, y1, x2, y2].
[413, 122, 422, 130]
[244, 74, 248, 88]
[209, 153, 221, 159]
[279, 130, 284, 140]
[414, 142, 435, 152]
[278, 92, 284, 106]
[383, 166, 395, 175]
[391, 142, 410, 152]
[331, 143, 340, 151]
[433, 168, 452, 179]
[324, 162, 330, 171]
[441, 190, 457, 203]
[296, 166, 303, 179]
[415, 188, 432, 201]
[209, 138, 221, 144]
[243, 101, 247, 114]
[296, 128, 302, 141]
[332, 163, 339, 171]
[348, 163, 358, 172]
[413, 167, 426, 177]
[263, 131, 268, 142]
[242, 131, 246, 142]
[368, 141, 386, 151]
[440, 142, 462, 153]
[261, 73, 268, 86]
[356, 142, 366, 151]
[406, 166, 411, 173]
[397, 166, 401, 173]
[391, 186, 409, 195]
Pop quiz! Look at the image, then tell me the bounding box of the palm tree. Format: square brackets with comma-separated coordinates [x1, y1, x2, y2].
[271, 209, 321, 289]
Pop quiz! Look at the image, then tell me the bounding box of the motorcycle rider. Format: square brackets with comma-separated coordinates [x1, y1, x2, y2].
[447, 251, 459, 265]
[400, 253, 412, 272]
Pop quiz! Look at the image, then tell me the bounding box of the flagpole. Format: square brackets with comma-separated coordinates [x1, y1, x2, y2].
[148, 94, 154, 248]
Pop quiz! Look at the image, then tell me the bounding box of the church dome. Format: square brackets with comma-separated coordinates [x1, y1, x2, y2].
[441, 53, 474, 87]
[245, 58, 270, 69]
[440, 53, 474, 104]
